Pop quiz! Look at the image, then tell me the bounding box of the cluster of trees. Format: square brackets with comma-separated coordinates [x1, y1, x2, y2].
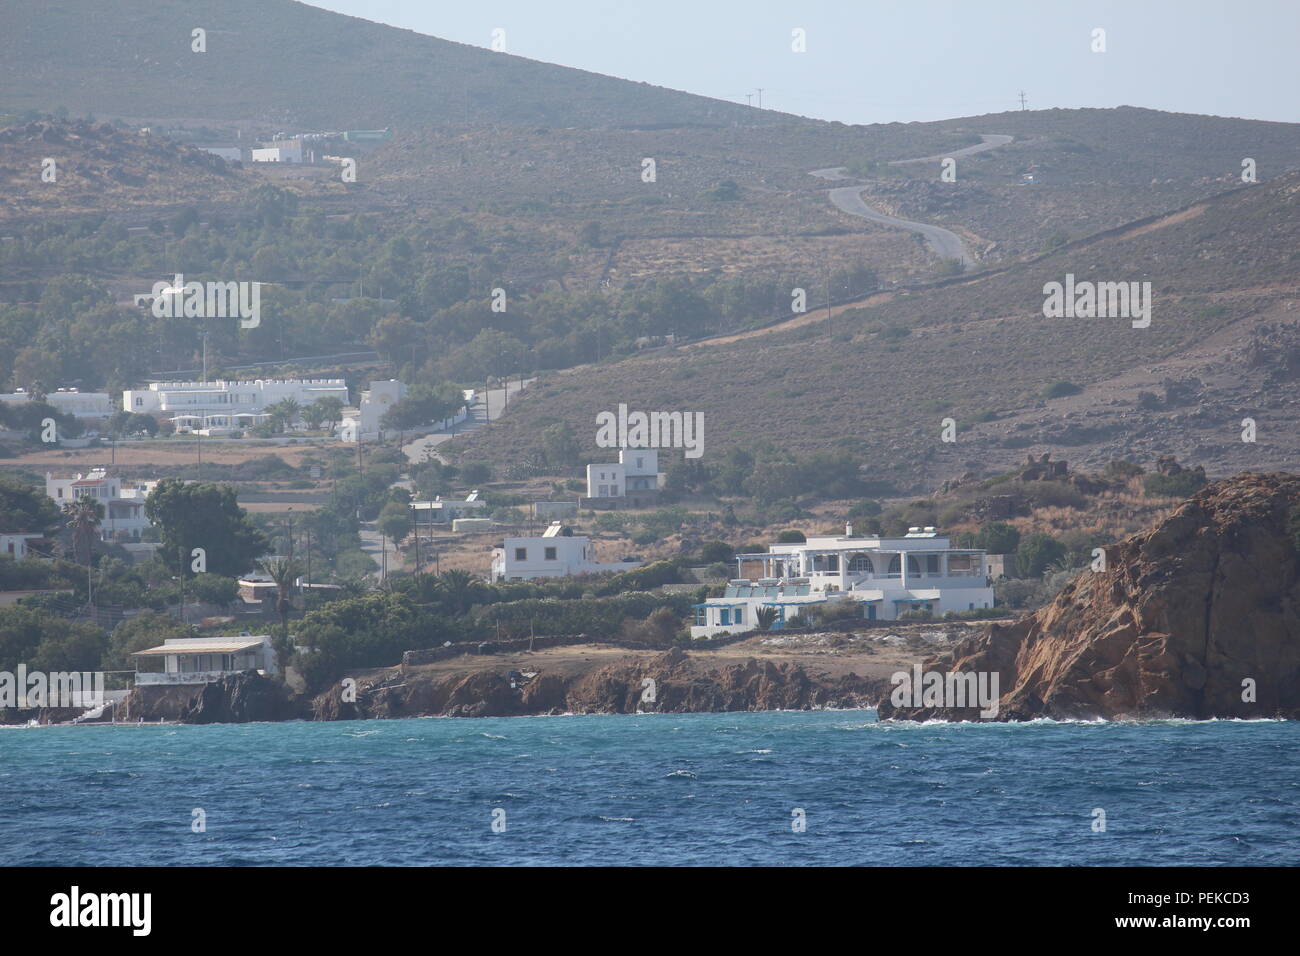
[664, 446, 874, 506]
[379, 383, 465, 432]
[289, 566, 700, 690]
[1, 203, 879, 392]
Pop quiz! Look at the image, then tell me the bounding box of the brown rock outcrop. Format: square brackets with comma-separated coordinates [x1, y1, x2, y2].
[879, 473, 1300, 721]
[180, 671, 309, 724]
[314, 647, 881, 719]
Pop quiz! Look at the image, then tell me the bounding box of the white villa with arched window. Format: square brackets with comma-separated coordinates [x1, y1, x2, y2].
[691, 526, 995, 637]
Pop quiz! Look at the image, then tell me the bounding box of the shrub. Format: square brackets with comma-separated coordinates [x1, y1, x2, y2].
[1043, 381, 1083, 399]
[1142, 471, 1207, 499]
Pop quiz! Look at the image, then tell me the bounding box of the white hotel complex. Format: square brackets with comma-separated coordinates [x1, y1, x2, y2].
[122, 379, 350, 433]
[691, 526, 994, 637]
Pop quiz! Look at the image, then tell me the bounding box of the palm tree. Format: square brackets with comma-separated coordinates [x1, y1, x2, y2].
[62, 498, 104, 565]
[755, 605, 779, 631]
[267, 398, 300, 434]
[438, 568, 477, 616]
[258, 556, 299, 657]
[314, 396, 344, 434]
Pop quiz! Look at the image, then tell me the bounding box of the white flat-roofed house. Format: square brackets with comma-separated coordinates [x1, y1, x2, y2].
[0, 533, 46, 560]
[491, 523, 643, 582]
[0, 388, 113, 420]
[131, 634, 278, 685]
[122, 378, 349, 434]
[410, 491, 487, 525]
[691, 526, 995, 637]
[45, 469, 158, 542]
[583, 448, 661, 509]
[250, 142, 302, 163]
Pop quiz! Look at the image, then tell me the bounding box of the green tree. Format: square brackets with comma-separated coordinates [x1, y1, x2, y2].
[974, 522, 1021, 555]
[377, 501, 412, 545]
[145, 479, 268, 578]
[1016, 533, 1067, 579]
[0, 475, 61, 534]
[540, 422, 581, 470]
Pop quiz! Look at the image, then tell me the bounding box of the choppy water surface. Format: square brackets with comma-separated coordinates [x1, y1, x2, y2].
[2, 712, 1296, 865]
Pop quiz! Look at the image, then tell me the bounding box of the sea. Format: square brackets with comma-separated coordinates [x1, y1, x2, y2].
[2, 711, 1296, 866]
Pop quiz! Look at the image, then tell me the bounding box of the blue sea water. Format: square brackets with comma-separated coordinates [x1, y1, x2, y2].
[1, 711, 1297, 866]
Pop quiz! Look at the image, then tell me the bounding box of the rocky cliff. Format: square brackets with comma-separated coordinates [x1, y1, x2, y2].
[878, 473, 1300, 721]
[119, 671, 308, 723]
[314, 647, 881, 719]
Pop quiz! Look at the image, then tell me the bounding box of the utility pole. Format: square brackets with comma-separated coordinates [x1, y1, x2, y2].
[1019, 91, 1028, 111]
[757, 88, 764, 110]
[746, 93, 752, 108]
[414, 514, 421, 577]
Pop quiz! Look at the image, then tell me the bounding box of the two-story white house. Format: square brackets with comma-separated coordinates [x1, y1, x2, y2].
[691, 526, 995, 637]
[583, 448, 661, 509]
[45, 469, 158, 542]
[491, 522, 643, 582]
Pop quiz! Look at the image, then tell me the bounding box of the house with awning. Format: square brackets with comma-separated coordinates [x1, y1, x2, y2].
[690, 526, 994, 637]
[131, 634, 277, 685]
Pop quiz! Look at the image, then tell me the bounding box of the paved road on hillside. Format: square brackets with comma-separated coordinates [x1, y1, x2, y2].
[809, 134, 1013, 270]
[402, 379, 534, 464]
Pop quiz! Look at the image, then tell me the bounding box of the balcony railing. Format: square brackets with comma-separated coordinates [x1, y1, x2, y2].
[134, 671, 238, 686]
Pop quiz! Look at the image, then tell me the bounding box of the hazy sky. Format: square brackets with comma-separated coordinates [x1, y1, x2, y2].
[304, 0, 1299, 125]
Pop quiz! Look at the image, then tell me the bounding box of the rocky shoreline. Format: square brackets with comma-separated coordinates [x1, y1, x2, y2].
[91, 636, 915, 724]
[880, 473, 1300, 721]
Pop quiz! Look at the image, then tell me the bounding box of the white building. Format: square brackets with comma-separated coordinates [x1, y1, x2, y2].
[131, 634, 278, 685]
[45, 469, 158, 542]
[358, 379, 406, 438]
[691, 526, 995, 637]
[123, 379, 349, 434]
[0, 388, 113, 419]
[250, 140, 303, 163]
[0, 533, 46, 560]
[491, 522, 643, 582]
[584, 448, 661, 509]
[410, 491, 487, 525]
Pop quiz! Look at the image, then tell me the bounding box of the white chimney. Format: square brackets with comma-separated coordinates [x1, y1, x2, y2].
[845, 522, 853, 537]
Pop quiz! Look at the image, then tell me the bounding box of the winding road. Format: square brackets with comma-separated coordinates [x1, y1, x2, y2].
[809, 133, 1012, 270]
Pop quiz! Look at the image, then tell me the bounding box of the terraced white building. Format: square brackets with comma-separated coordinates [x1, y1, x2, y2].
[691, 526, 994, 637]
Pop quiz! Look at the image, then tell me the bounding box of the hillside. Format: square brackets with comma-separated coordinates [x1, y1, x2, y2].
[450, 169, 1300, 491]
[0, 0, 768, 130]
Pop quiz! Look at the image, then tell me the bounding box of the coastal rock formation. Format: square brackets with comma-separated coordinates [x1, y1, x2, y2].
[879, 473, 1300, 721]
[314, 647, 881, 719]
[181, 671, 308, 724]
